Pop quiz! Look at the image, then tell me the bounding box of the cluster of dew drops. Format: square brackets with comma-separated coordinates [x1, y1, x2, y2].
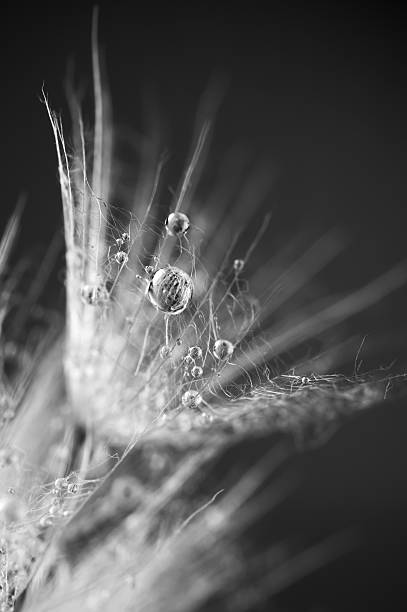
[146, 212, 236, 414]
[80, 210, 239, 416]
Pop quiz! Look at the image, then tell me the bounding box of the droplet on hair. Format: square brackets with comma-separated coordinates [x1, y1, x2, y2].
[181, 390, 202, 409]
[188, 346, 202, 360]
[184, 354, 194, 366]
[147, 266, 193, 314]
[213, 339, 234, 360]
[165, 212, 190, 236]
[160, 345, 171, 359]
[233, 258, 245, 273]
[191, 365, 203, 379]
[115, 251, 128, 265]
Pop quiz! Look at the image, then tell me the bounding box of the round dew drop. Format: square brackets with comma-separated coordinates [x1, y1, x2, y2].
[233, 258, 245, 273]
[160, 345, 171, 359]
[181, 390, 202, 409]
[165, 212, 190, 236]
[115, 251, 128, 265]
[213, 339, 234, 360]
[191, 365, 203, 379]
[188, 346, 202, 360]
[147, 266, 193, 315]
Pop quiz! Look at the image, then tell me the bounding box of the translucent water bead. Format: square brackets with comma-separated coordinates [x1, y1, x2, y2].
[148, 266, 193, 315]
[165, 212, 190, 237]
[213, 339, 234, 360]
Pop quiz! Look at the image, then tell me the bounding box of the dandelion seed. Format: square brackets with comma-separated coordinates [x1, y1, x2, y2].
[147, 266, 193, 314]
[165, 211, 190, 236]
[181, 389, 202, 409]
[213, 338, 234, 360]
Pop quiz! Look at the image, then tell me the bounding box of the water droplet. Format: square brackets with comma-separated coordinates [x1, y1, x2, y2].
[54, 478, 69, 491]
[188, 346, 202, 360]
[165, 212, 190, 236]
[184, 355, 194, 366]
[160, 345, 171, 359]
[181, 390, 202, 409]
[147, 266, 193, 314]
[191, 365, 203, 379]
[233, 258, 245, 273]
[115, 251, 128, 265]
[213, 339, 234, 360]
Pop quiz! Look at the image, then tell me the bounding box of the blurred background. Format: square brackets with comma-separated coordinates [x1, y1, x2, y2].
[1, 1, 406, 367]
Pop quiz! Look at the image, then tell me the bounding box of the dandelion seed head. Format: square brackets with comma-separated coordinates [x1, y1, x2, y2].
[165, 211, 190, 237]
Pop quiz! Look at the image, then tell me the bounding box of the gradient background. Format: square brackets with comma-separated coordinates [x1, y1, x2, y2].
[1, 2, 407, 364]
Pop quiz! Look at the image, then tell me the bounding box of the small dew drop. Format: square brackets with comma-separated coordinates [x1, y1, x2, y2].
[54, 478, 69, 491]
[160, 345, 171, 359]
[188, 346, 202, 360]
[181, 390, 202, 409]
[191, 365, 203, 379]
[115, 251, 129, 265]
[165, 212, 190, 237]
[233, 259, 245, 273]
[213, 339, 234, 361]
